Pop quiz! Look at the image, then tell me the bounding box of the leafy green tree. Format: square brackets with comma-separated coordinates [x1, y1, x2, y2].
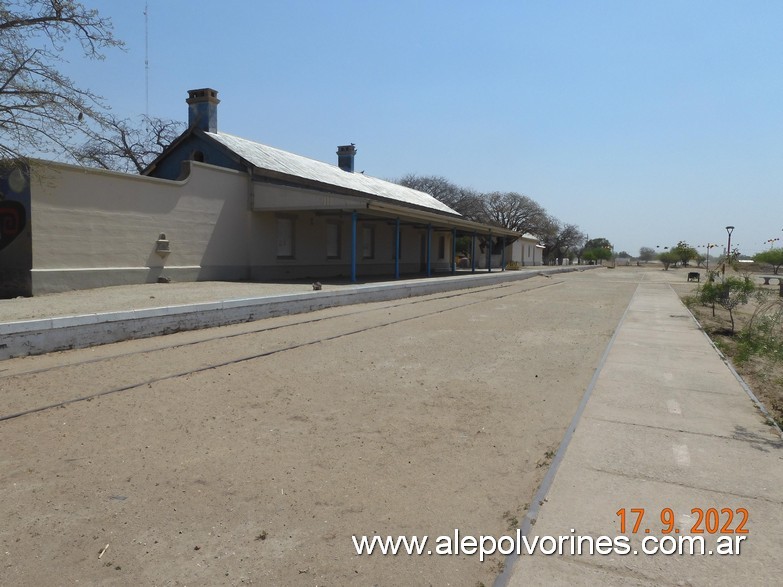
[671, 241, 698, 267]
[581, 248, 612, 264]
[753, 248, 783, 275]
[697, 275, 756, 333]
[581, 238, 613, 264]
[658, 251, 678, 270]
[584, 237, 611, 249]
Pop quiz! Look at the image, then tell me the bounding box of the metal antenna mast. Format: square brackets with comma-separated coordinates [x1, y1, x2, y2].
[144, 1, 149, 117]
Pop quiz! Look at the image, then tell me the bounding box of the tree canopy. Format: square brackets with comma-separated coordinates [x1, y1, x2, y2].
[538, 216, 585, 263]
[482, 191, 548, 235]
[753, 248, 783, 275]
[396, 174, 485, 221]
[396, 173, 588, 264]
[582, 237, 613, 263]
[74, 115, 184, 173]
[658, 250, 678, 270]
[638, 246, 656, 262]
[0, 0, 123, 160]
[671, 241, 698, 267]
[697, 275, 756, 333]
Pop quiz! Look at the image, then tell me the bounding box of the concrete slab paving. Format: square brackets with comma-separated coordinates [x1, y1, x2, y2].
[586, 380, 766, 438]
[502, 282, 783, 587]
[506, 468, 781, 586]
[596, 361, 740, 396]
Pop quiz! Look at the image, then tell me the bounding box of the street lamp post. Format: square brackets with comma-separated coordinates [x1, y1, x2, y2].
[723, 226, 734, 276]
[705, 243, 717, 272]
[705, 244, 710, 272]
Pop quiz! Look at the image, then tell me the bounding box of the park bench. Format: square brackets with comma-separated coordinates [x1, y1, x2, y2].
[758, 275, 782, 285]
[687, 272, 700, 282]
[757, 275, 783, 297]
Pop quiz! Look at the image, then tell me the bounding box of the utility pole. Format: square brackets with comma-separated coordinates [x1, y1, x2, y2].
[144, 2, 149, 118]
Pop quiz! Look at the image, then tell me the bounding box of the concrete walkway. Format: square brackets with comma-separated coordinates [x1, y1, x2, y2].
[501, 281, 783, 586]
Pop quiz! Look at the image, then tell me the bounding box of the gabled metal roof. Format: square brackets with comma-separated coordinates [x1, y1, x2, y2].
[205, 132, 460, 216]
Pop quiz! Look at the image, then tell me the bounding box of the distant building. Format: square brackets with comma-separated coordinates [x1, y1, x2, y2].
[0, 89, 535, 297]
[510, 237, 545, 267]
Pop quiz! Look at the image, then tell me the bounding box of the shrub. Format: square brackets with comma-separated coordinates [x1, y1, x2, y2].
[659, 251, 678, 270]
[697, 275, 756, 333]
[735, 298, 783, 364]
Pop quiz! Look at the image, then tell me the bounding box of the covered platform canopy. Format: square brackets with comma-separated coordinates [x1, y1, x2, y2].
[209, 131, 523, 281]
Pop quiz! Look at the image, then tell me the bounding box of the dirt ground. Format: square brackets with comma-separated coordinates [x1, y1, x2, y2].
[0, 269, 650, 585]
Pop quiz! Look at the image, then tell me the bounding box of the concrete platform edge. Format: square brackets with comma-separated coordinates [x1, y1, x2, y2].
[492, 282, 639, 587]
[0, 267, 592, 360]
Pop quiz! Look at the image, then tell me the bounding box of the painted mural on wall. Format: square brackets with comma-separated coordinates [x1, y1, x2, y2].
[0, 200, 26, 251]
[0, 162, 33, 297]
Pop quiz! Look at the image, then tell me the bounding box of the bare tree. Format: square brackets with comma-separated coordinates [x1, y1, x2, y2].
[397, 175, 587, 265]
[558, 223, 586, 259]
[638, 246, 656, 263]
[482, 191, 548, 235]
[75, 115, 184, 173]
[396, 174, 486, 221]
[0, 0, 123, 160]
[538, 215, 585, 264]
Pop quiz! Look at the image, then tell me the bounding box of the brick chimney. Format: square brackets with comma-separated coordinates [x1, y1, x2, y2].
[337, 144, 357, 172]
[186, 88, 220, 133]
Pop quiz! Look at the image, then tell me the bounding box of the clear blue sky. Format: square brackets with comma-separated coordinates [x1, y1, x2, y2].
[61, 0, 783, 256]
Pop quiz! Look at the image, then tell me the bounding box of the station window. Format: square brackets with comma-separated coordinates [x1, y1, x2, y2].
[362, 226, 375, 259]
[276, 217, 294, 258]
[326, 222, 341, 259]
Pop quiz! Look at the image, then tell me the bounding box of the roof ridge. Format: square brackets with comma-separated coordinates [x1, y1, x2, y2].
[208, 131, 337, 169]
[204, 131, 461, 216]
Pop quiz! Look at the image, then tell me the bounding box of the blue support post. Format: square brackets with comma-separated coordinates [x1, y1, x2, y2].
[395, 217, 400, 280]
[426, 224, 432, 277]
[451, 228, 457, 274]
[471, 233, 476, 273]
[351, 211, 357, 283]
[501, 236, 506, 271]
[487, 232, 492, 273]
